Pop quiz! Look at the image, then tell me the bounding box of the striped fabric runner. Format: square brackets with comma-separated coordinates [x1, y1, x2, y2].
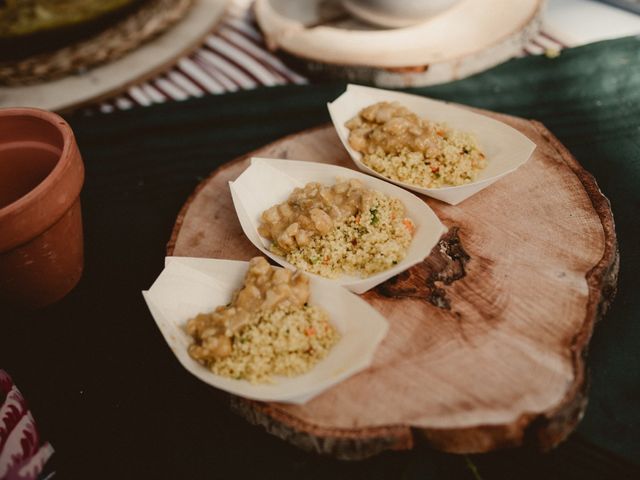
[93, 0, 566, 113]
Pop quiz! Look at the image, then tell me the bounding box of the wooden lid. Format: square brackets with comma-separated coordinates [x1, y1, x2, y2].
[255, 0, 544, 87]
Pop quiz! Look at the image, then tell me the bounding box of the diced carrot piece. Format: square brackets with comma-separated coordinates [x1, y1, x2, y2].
[403, 218, 415, 234]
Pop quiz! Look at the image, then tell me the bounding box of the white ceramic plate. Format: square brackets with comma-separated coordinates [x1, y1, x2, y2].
[229, 157, 447, 294]
[142, 257, 389, 404]
[328, 84, 537, 205]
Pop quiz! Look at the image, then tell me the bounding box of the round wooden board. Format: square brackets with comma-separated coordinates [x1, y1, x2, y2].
[254, 0, 543, 87]
[0, 0, 229, 112]
[167, 111, 618, 459]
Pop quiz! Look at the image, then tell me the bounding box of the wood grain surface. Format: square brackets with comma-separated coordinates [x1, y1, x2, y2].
[167, 111, 618, 459]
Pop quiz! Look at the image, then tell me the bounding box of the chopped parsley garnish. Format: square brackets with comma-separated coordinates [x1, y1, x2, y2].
[369, 207, 379, 225]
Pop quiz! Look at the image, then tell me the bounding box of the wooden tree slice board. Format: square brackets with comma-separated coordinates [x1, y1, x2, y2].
[254, 0, 544, 87]
[167, 111, 618, 459]
[0, 0, 229, 112]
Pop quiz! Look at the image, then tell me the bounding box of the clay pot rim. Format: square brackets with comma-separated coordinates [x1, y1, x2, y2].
[0, 107, 74, 217]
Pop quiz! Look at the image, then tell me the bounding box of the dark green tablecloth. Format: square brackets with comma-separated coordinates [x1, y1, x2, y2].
[3, 37, 639, 479]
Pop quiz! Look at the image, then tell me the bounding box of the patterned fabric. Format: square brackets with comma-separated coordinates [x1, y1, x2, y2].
[91, 0, 566, 113]
[0, 371, 54, 480]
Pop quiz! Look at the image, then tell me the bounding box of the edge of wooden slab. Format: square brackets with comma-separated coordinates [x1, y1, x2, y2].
[167, 121, 618, 459]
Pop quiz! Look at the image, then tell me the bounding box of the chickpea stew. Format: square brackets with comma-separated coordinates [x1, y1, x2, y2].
[258, 178, 415, 279]
[346, 101, 486, 189]
[186, 257, 339, 383]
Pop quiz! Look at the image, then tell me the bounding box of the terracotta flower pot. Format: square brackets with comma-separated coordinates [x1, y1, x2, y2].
[0, 108, 84, 308]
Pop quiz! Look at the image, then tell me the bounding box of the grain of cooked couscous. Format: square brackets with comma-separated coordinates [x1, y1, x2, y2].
[346, 101, 486, 188]
[258, 179, 415, 279]
[186, 257, 339, 383]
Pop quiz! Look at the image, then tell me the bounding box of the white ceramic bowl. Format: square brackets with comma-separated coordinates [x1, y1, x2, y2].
[342, 0, 461, 27]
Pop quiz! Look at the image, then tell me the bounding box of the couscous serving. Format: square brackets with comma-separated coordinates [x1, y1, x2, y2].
[346, 101, 486, 188]
[186, 256, 339, 383]
[258, 178, 415, 278]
